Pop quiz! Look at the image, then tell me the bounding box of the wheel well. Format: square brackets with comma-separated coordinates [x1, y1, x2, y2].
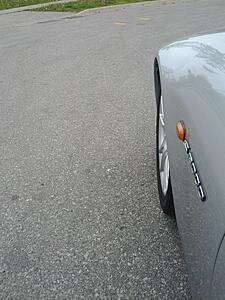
[154, 58, 161, 105]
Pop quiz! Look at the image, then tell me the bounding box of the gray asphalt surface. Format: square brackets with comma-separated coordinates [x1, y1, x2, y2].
[1, 0, 225, 298]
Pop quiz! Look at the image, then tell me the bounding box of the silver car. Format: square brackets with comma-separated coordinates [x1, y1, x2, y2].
[154, 32, 225, 300]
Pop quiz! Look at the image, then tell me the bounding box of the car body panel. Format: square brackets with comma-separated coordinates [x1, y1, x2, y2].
[157, 33, 225, 299]
[211, 233, 225, 299]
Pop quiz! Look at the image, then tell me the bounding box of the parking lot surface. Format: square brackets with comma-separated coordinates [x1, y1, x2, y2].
[1, 0, 225, 298]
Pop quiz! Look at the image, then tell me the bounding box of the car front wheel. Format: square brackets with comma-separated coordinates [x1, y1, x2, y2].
[156, 94, 175, 216]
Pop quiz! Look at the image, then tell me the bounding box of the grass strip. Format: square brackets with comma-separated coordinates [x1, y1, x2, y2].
[0, 0, 57, 10]
[33, 0, 155, 12]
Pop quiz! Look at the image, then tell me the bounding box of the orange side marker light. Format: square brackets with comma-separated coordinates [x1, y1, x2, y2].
[176, 121, 186, 141]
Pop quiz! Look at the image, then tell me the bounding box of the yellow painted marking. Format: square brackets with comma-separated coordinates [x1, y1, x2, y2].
[115, 22, 126, 26]
[139, 17, 150, 21]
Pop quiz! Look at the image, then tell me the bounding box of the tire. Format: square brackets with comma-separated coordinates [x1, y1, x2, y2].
[154, 59, 175, 216]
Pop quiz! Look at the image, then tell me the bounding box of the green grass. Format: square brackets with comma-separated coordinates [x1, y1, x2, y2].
[33, 0, 155, 12]
[0, 0, 57, 10]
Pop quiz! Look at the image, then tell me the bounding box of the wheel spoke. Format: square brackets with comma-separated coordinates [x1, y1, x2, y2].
[159, 134, 166, 154]
[160, 149, 168, 172]
[164, 156, 169, 182]
[159, 113, 165, 127]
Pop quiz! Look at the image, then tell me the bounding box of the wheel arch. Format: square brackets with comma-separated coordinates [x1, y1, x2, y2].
[154, 57, 161, 108]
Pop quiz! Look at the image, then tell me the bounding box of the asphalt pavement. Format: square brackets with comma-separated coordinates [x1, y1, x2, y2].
[1, 0, 225, 298]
